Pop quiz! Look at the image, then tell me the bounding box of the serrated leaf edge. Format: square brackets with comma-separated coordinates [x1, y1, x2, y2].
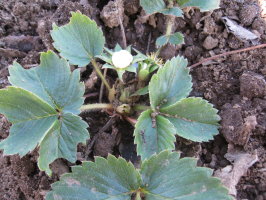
[148, 56, 191, 110]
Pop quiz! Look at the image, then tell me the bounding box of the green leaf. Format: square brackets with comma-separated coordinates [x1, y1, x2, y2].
[97, 53, 112, 64]
[156, 32, 185, 47]
[0, 87, 57, 156]
[46, 155, 142, 200]
[51, 11, 105, 67]
[160, 7, 183, 17]
[117, 69, 126, 82]
[177, 0, 221, 11]
[140, 0, 183, 17]
[130, 86, 149, 97]
[47, 151, 233, 200]
[0, 51, 89, 175]
[142, 56, 220, 154]
[9, 51, 84, 114]
[140, 151, 233, 200]
[149, 56, 192, 109]
[160, 97, 220, 142]
[38, 113, 89, 175]
[156, 35, 169, 48]
[134, 110, 176, 160]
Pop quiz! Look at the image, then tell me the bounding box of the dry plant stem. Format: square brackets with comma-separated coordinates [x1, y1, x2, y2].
[146, 32, 152, 54]
[189, 43, 266, 69]
[99, 68, 108, 103]
[81, 103, 113, 112]
[91, 59, 111, 91]
[84, 92, 98, 98]
[117, 0, 127, 49]
[124, 116, 137, 126]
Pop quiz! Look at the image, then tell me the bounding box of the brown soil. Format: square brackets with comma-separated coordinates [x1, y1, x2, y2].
[0, 0, 266, 199]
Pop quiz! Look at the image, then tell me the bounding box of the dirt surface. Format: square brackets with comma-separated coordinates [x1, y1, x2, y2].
[0, 0, 266, 199]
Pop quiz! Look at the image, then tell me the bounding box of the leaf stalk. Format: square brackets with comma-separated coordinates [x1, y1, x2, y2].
[155, 15, 176, 58]
[133, 104, 151, 111]
[81, 103, 113, 111]
[91, 59, 111, 91]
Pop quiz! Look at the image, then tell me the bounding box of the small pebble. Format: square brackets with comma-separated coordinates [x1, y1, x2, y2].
[239, 4, 259, 26]
[203, 36, 219, 50]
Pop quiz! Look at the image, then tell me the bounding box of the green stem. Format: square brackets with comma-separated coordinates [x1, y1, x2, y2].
[91, 59, 111, 91]
[81, 103, 113, 112]
[155, 15, 176, 58]
[154, 47, 162, 59]
[135, 191, 142, 200]
[167, 0, 174, 8]
[166, 15, 175, 36]
[133, 104, 151, 111]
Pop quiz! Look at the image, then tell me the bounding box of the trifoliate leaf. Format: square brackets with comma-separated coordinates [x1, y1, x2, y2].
[51, 11, 105, 67]
[177, 0, 221, 11]
[149, 56, 192, 109]
[46, 155, 142, 200]
[134, 110, 176, 160]
[160, 97, 220, 142]
[0, 51, 89, 175]
[47, 151, 233, 200]
[140, 151, 233, 200]
[140, 0, 183, 17]
[156, 32, 185, 48]
[139, 56, 220, 157]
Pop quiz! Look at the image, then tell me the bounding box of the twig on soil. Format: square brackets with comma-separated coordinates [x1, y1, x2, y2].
[0, 48, 26, 58]
[99, 68, 108, 103]
[85, 117, 116, 159]
[117, 0, 127, 49]
[85, 117, 115, 160]
[146, 32, 152, 54]
[189, 43, 266, 69]
[83, 92, 99, 98]
[99, 117, 116, 134]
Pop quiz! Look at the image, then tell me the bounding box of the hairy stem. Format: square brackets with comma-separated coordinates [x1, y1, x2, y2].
[135, 191, 142, 200]
[165, 15, 175, 36]
[81, 103, 113, 112]
[91, 59, 111, 91]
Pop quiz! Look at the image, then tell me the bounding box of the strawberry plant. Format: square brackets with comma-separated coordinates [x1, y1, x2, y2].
[0, 51, 88, 175]
[140, 0, 220, 48]
[47, 151, 232, 200]
[0, 0, 233, 198]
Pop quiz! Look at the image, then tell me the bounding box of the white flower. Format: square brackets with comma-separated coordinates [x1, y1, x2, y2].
[112, 50, 133, 69]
